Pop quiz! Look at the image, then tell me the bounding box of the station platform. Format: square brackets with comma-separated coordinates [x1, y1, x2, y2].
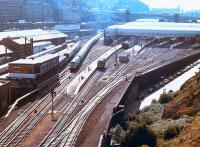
[66, 45, 122, 96]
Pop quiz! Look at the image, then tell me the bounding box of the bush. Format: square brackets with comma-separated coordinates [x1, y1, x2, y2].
[164, 125, 180, 140]
[121, 122, 157, 147]
[110, 124, 126, 144]
[128, 113, 136, 122]
[158, 93, 173, 104]
[136, 115, 154, 125]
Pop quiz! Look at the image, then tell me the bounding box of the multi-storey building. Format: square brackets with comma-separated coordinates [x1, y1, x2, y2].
[0, 0, 24, 22]
[0, 0, 80, 23]
[23, 0, 53, 22]
[62, 0, 81, 23]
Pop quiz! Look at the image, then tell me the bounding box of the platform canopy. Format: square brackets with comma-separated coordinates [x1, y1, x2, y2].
[105, 22, 200, 37]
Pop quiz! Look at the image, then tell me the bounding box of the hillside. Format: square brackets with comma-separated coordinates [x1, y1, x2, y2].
[84, 0, 149, 12]
[158, 113, 200, 146]
[159, 72, 200, 146]
[163, 72, 200, 119]
[110, 72, 200, 146]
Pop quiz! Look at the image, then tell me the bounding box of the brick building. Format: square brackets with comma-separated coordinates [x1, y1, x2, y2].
[0, 80, 11, 116]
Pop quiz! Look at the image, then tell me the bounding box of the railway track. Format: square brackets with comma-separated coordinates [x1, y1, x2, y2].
[41, 45, 152, 146]
[0, 72, 64, 143]
[0, 68, 78, 147]
[2, 38, 193, 146]
[79, 40, 111, 70]
[39, 56, 115, 146]
[61, 47, 176, 146]
[49, 45, 187, 146]
[39, 71, 103, 146]
[0, 37, 112, 147]
[53, 43, 193, 146]
[44, 45, 200, 146]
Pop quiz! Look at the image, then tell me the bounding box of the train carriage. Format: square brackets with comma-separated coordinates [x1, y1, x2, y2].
[69, 34, 101, 72]
[122, 40, 134, 49]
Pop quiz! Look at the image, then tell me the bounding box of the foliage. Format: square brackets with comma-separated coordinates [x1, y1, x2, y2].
[121, 122, 157, 147]
[127, 113, 136, 122]
[158, 92, 174, 104]
[110, 124, 126, 145]
[164, 125, 180, 140]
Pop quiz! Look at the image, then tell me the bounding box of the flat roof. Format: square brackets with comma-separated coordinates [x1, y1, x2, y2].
[0, 29, 68, 42]
[106, 22, 200, 37]
[9, 54, 57, 65]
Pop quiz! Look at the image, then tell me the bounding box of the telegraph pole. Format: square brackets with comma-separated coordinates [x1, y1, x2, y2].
[51, 88, 55, 121]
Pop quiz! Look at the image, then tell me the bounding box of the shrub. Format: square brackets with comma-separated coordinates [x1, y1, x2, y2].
[164, 125, 180, 140]
[137, 115, 154, 125]
[158, 93, 173, 104]
[127, 113, 136, 122]
[110, 124, 126, 144]
[121, 122, 157, 147]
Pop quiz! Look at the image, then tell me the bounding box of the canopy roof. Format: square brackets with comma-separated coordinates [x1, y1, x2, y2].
[106, 22, 200, 37]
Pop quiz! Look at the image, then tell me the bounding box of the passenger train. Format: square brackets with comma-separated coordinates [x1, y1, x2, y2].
[69, 34, 102, 72]
[26, 42, 68, 59]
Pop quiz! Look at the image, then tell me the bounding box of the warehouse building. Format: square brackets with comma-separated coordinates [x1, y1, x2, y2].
[0, 29, 68, 59]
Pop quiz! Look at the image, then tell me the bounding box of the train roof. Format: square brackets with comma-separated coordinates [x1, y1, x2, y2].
[106, 22, 200, 37]
[9, 54, 58, 65]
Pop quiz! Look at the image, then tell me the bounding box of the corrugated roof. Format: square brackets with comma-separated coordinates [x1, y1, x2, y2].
[10, 54, 57, 65]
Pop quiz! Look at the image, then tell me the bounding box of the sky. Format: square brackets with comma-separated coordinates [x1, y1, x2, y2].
[141, 0, 200, 11]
